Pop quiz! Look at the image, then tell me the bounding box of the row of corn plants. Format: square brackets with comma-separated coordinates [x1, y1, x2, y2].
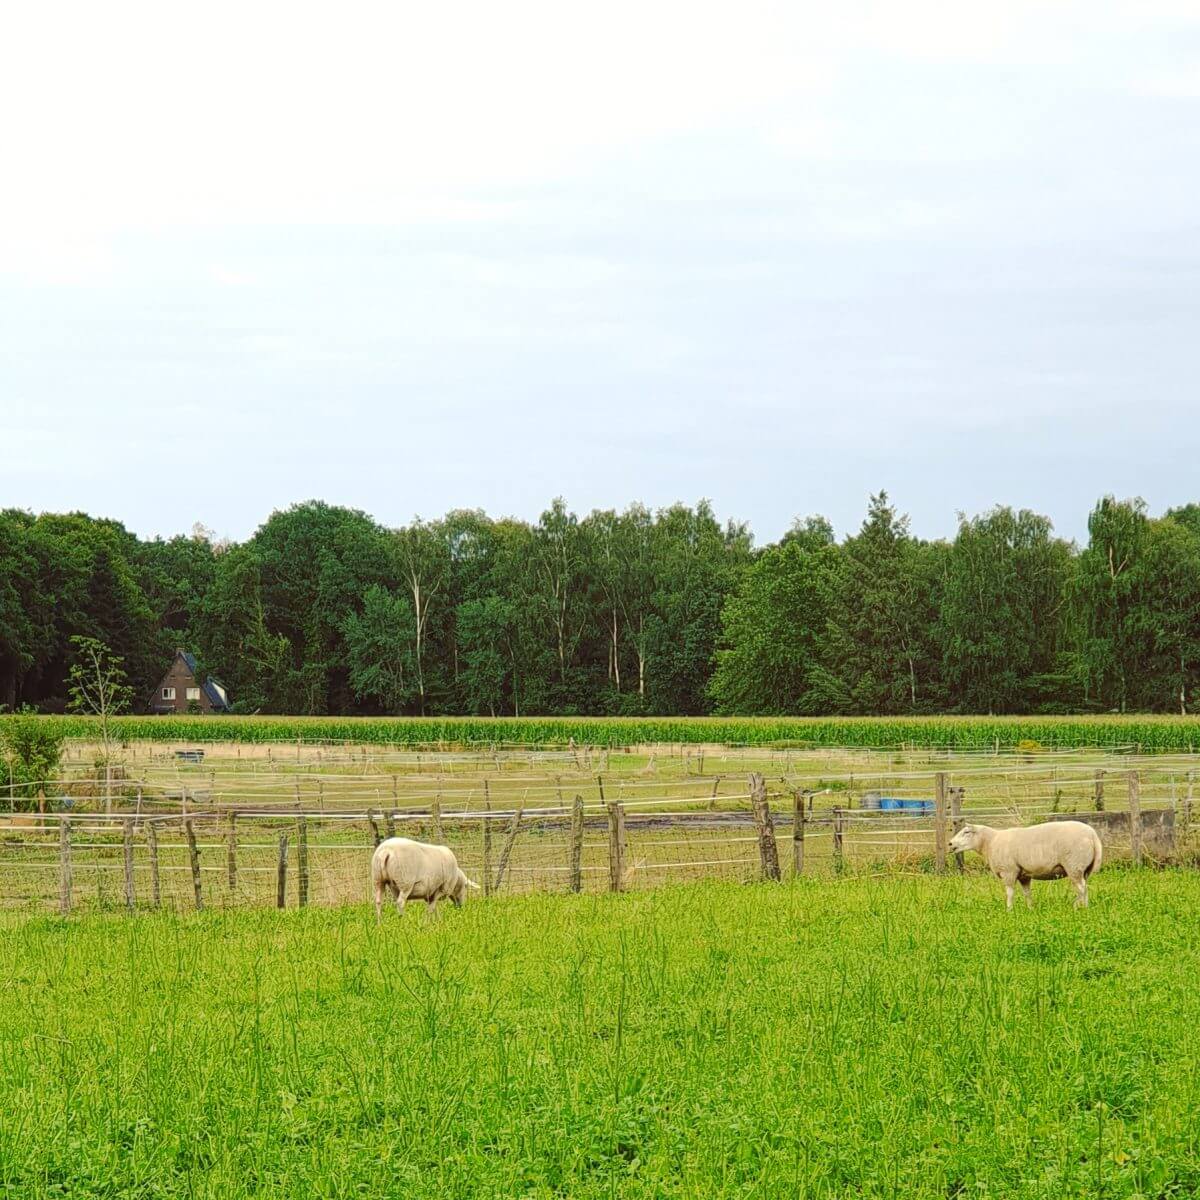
[11, 712, 1200, 750]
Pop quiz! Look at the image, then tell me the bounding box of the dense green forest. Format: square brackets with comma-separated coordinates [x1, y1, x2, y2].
[2, 493, 1199, 717]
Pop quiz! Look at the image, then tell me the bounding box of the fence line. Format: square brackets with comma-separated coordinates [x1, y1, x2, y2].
[3, 756, 1195, 915]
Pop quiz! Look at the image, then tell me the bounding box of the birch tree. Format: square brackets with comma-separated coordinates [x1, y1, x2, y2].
[393, 519, 450, 715]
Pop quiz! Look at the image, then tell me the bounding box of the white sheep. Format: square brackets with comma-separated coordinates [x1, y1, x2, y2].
[371, 836, 479, 922]
[948, 820, 1103, 909]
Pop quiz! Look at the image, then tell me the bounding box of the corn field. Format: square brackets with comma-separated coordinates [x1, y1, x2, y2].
[13, 712, 1200, 750]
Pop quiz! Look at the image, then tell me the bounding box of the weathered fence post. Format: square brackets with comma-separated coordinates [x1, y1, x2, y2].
[934, 772, 948, 873]
[482, 795, 493, 898]
[1094, 769, 1105, 812]
[123, 817, 136, 911]
[749, 774, 780, 881]
[58, 817, 72, 917]
[276, 833, 289, 908]
[792, 790, 807, 876]
[432, 790, 443, 842]
[597, 775, 605, 803]
[146, 821, 161, 909]
[833, 808, 844, 872]
[184, 818, 203, 911]
[226, 811, 238, 892]
[385, 809, 396, 840]
[1128, 771, 1142, 866]
[709, 776, 721, 811]
[950, 786, 965, 873]
[367, 808, 381, 847]
[1186, 770, 1194, 834]
[297, 814, 309, 907]
[569, 794, 584, 893]
[607, 802, 626, 892]
[493, 800, 524, 892]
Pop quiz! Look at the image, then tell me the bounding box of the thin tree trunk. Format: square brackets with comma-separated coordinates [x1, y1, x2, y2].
[612, 609, 620, 692]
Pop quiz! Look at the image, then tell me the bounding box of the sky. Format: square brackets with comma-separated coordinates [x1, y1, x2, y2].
[2, 1, 1198, 548]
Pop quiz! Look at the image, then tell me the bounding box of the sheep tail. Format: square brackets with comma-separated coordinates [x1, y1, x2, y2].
[1086, 831, 1103, 877]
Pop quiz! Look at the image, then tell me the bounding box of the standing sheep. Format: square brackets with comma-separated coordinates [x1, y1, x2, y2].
[371, 836, 479, 922]
[948, 820, 1103, 909]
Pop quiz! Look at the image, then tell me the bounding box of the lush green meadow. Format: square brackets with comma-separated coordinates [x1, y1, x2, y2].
[24, 711, 1200, 751]
[3, 872, 1199, 1198]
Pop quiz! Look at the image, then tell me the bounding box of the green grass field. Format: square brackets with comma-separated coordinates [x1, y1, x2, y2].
[3, 871, 1199, 1198]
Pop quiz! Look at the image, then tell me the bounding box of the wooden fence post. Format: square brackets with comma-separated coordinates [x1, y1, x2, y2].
[833, 808, 844, 873]
[123, 817, 135, 911]
[1094, 770, 1105, 812]
[597, 775, 605, 802]
[493, 801, 524, 892]
[297, 814, 309, 907]
[934, 772, 948, 873]
[750, 774, 780, 881]
[184, 818, 203, 911]
[147, 821, 161, 909]
[950, 786, 965, 873]
[226, 811, 238, 892]
[432, 790, 443, 842]
[792, 790, 807, 876]
[709, 776, 721, 811]
[1128, 771, 1142, 866]
[569, 794, 584, 893]
[607, 802, 626, 892]
[1186, 770, 1194, 834]
[386, 809, 396, 840]
[276, 833, 289, 908]
[58, 817, 72, 917]
[367, 808, 381, 847]
[482, 796, 493, 898]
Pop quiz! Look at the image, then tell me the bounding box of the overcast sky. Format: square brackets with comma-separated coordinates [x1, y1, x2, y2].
[2, 1, 1198, 547]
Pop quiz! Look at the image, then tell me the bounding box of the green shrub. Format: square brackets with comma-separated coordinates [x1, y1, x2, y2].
[0, 707, 67, 807]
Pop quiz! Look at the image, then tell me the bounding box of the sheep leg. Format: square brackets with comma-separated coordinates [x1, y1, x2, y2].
[374, 880, 386, 923]
[1072, 874, 1088, 908]
[1020, 878, 1033, 909]
[1003, 879, 1016, 910]
[394, 886, 411, 915]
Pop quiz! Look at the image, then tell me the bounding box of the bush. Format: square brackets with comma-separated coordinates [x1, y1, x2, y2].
[0, 708, 67, 809]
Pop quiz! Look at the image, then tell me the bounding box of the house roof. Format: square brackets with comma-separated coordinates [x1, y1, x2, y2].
[166, 649, 231, 711]
[203, 677, 230, 711]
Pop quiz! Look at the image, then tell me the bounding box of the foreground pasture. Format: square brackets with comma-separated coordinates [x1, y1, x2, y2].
[2, 874, 1199, 1198]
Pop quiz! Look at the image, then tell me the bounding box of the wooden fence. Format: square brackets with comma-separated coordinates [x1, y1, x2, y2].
[0, 767, 1193, 915]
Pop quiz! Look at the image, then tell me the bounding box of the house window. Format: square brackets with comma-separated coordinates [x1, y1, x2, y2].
[186, 687, 201, 702]
[162, 687, 176, 700]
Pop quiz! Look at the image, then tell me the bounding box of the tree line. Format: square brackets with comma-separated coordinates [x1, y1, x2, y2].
[2, 493, 1198, 717]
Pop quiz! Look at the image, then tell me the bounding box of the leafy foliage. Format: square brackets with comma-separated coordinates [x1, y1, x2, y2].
[0, 707, 66, 804]
[8, 491, 1200, 718]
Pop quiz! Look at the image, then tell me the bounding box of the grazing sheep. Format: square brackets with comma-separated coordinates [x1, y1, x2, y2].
[371, 837, 479, 922]
[948, 820, 1103, 909]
